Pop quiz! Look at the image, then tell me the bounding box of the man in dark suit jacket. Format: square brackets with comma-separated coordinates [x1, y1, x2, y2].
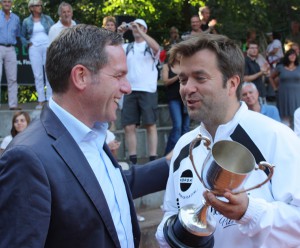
[0, 25, 169, 248]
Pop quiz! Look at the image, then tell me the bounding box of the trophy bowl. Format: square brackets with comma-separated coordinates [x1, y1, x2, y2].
[164, 134, 274, 248]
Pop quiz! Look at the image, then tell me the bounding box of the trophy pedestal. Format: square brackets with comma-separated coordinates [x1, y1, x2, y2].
[163, 214, 214, 248]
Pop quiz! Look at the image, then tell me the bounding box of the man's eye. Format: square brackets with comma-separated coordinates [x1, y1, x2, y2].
[179, 77, 187, 85]
[114, 74, 123, 79]
[196, 77, 207, 82]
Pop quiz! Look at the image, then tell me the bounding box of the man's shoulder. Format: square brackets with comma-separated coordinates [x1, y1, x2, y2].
[9, 12, 20, 21]
[49, 21, 63, 30]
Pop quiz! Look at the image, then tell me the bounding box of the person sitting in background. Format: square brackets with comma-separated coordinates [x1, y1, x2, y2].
[241, 82, 281, 122]
[294, 107, 300, 137]
[0, 111, 31, 153]
[21, 0, 54, 110]
[48, 2, 76, 44]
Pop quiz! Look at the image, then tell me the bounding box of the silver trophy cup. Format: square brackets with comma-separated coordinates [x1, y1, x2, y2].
[164, 134, 274, 248]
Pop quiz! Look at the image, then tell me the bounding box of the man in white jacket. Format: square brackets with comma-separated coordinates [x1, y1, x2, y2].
[156, 33, 300, 247]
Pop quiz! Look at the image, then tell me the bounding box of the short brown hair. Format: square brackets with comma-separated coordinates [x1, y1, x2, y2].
[169, 33, 245, 99]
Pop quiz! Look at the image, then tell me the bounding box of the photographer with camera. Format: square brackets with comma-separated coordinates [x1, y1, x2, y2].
[117, 19, 160, 166]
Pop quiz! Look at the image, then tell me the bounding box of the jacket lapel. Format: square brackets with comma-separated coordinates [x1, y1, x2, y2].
[40, 105, 121, 248]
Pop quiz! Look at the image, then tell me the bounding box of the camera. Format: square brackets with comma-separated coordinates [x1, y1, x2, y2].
[125, 23, 131, 29]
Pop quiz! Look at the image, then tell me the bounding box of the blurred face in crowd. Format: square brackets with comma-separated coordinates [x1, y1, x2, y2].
[30, 1, 43, 15]
[201, 8, 210, 22]
[288, 51, 297, 63]
[247, 44, 259, 58]
[132, 23, 147, 39]
[190, 16, 201, 32]
[1, 0, 12, 12]
[14, 114, 29, 134]
[105, 21, 116, 32]
[60, 5, 73, 26]
[170, 27, 179, 40]
[241, 84, 258, 107]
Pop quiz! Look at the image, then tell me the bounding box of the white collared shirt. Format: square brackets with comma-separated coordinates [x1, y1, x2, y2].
[49, 98, 134, 248]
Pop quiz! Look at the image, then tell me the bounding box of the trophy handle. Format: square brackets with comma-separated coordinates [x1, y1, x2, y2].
[234, 161, 275, 194]
[189, 134, 211, 186]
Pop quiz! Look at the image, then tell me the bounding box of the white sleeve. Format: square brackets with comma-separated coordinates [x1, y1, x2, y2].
[236, 129, 300, 247]
[0, 136, 12, 150]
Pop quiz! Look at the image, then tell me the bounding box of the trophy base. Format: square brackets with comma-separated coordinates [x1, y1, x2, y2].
[163, 215, 214, 248]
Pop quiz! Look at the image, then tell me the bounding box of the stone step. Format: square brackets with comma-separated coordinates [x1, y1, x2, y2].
[0, 103, 172, 139]
[138, 207, 164, 248]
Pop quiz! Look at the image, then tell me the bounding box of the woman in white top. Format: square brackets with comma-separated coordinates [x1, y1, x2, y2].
[21, 0, 54, 109]
[0, 111, 31, 153]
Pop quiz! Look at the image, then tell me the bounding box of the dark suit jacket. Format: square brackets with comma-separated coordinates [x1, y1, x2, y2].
[0, 105, 169, 248]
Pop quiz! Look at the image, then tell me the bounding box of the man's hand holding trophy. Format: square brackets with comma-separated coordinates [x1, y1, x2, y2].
[163, 133, 274, 248]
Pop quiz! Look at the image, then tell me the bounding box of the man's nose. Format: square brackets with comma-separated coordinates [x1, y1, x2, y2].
[121, 79, 132, 95]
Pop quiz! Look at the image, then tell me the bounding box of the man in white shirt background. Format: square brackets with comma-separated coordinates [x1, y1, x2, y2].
[48, 1, 76, 44]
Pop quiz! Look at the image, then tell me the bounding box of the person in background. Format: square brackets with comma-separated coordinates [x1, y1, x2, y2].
[284, 41, 300, 62]
[285, 20, 300, 46]
[269, 48, 300, 128]
[21, 0, 54, 110]
[181, 15, 202, 40]
[106, 129, 120, 159]
[156, 33, 300, 248]
[198, 6, 217, 34]
[162, 54, 190, 155]
[244, 40, 270, 103]
[117, 19, 160, 165]
[102, 16, 117, 32]
[48, 2, 76, 44]
[0, 24, 170, 247]
[241, 29, 256, 54]
[0, 0, 21, 110]
[0, 111, 31, 153]
[241, 82, 281, 122]
[266, 31, 284, 69]
[163, 26, 181, 53]
[294, 107, 300, 137]
[102, 15, 118, 132]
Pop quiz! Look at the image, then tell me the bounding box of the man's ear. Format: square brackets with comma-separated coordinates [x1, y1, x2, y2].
[228, 75, 240, 96]
[70, 65, 90, 91]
